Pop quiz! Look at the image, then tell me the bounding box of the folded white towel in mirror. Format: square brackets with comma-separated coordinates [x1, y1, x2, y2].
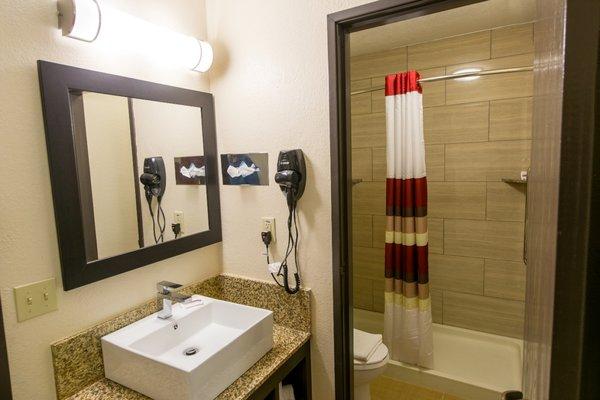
[353, 328, 383, 362]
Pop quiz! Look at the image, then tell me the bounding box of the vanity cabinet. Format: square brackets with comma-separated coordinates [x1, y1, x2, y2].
[250, 341, 311, 400]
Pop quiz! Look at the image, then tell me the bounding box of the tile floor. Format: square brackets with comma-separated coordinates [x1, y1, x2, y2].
[370, 376, 465, 400]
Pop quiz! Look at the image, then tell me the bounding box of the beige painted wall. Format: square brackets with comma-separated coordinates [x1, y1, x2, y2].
[0, 1, 222, 399]
[205, 0, 371, 397]
[350, 23, 533, 339]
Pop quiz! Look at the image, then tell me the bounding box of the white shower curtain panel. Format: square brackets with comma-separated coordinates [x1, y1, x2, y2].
[382, 71, 434, 368]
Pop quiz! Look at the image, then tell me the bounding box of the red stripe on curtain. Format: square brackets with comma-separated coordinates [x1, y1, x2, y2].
[386, 177, 428, 216]
[385, 71, 422, 96]
[385, 243, 429, 284]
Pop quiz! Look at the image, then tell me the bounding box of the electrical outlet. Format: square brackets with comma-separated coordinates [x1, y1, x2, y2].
[14, 278, 58, 322]
[174, 211, 184, 233]
[262, 217, 276, 243]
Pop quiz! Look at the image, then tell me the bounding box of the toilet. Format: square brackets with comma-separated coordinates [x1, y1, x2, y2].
[353, 330, 390, 400]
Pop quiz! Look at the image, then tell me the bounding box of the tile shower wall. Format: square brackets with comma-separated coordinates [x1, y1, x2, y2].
[351, 23, 532, 339]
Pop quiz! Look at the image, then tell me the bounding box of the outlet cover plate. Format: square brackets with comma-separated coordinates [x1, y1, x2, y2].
[14, 278, 58, 322]
[262, 217, 276, 243]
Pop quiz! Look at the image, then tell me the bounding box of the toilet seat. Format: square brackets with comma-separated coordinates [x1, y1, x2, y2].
[353, 342, 389, 371]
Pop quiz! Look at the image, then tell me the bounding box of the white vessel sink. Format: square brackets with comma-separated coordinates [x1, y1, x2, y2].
[101, 296, 273, 400]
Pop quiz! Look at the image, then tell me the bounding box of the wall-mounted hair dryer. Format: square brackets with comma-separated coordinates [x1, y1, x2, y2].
[268, 150, 306, 295]
[140, 157, 167, 244]
[140, 157, 166, 201]
[274, 149, 306, 208]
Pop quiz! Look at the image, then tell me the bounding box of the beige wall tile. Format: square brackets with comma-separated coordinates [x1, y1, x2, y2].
[373, 279, 384, 312]
[351, 78, 371, 91]
[371, 92, 385, 114]
[352, 214, 373, 247]
[371, 76, 386, 114]
[491, 23, 534, 58]
[446, 54, 533, 105]
[352, 148, 373, 181]
[425, 145, 445, 181]
[353, 276, 373, 310]
[353, 246, 384, 279]
[351, 47, 407, 81]
[372, 215, 386, 249]
[444, 219, 524, 261]
[372, 147, 386, 181]
[445, 140, 531, 181]
[424, 102, 489, 144]
[407, 31, 490, 70]
[353, 308, 384, 334]
[351, 113, 386, 148]
[486, 182, 526, 221]
[421, 67, 446, 107]
[351, 92, 372, 115]
[484, 259, 526, 301]
[490, 97, 533, 140]
[447, 53, 533, 74]
[353, 181, 386, 215]
[431, 289, 443, 323]
[429, 218, 444, 255]
[428, 182, 486, 219]
[443, 291, 524, 338]
[446, 72, 533, 104]
[429, 254, 484, 295]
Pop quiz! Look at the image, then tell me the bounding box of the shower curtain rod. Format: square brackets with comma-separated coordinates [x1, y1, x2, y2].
[350, 66, 533, 95]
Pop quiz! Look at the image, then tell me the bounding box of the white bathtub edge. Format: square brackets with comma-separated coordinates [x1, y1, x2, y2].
[385, 360, 500, 400]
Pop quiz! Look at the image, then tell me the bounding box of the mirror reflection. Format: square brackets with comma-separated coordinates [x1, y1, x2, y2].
[73, 92, 209, 261]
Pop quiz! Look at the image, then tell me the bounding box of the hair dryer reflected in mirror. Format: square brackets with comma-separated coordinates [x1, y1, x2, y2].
[140, 157, 167, 244]
[269, 150, 306, 294]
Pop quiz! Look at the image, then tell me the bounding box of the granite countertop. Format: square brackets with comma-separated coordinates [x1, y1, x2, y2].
[66, 324, 310, 400]
[51, 275, 312, 400]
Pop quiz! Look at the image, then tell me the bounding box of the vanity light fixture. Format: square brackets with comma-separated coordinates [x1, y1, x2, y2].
[57, 0, 213, 72]
[452, 67, 483, 81]
[57, 0, 101, 42]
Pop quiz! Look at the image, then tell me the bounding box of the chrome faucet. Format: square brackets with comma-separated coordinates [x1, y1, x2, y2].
[156, 281, 191, 319]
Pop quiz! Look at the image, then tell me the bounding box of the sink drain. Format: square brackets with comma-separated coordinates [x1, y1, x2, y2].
[183, 347, 199, 356]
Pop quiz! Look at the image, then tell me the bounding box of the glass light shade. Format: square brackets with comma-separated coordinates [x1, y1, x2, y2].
[452, 68, 482, 82]
[58, 0, 101, 42]
[193, 41, 214, 72]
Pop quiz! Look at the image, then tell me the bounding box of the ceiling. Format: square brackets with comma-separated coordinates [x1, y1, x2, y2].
[350, 0, 535, 56]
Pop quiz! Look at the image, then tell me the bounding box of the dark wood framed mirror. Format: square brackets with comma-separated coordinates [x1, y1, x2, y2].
[38, 60, 221, 290]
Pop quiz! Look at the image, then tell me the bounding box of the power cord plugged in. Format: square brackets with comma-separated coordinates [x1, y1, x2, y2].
[172, 223, 181, 238]
[261, 231, 272, 247]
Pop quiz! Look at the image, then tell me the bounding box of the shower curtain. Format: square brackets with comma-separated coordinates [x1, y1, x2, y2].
[382, 71, 433, 368]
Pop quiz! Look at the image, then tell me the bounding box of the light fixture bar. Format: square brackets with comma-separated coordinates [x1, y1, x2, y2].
[57, 0, 101, 42]
[56, 0, 213, 72]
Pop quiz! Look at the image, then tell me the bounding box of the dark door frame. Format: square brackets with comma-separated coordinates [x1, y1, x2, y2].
[549, 2, 599, 398]
[0, 298, 12, 399]
[327, 1, 486, 398]
[328, 0, 600, 399]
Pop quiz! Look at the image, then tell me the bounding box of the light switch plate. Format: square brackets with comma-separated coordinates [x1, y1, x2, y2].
[14, 278, 58, 322]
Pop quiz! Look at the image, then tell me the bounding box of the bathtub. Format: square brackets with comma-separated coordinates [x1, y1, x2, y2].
[354, 309, 523, 400]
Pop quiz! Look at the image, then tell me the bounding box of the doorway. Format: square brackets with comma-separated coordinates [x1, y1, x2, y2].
[328, 0, 600, 399]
